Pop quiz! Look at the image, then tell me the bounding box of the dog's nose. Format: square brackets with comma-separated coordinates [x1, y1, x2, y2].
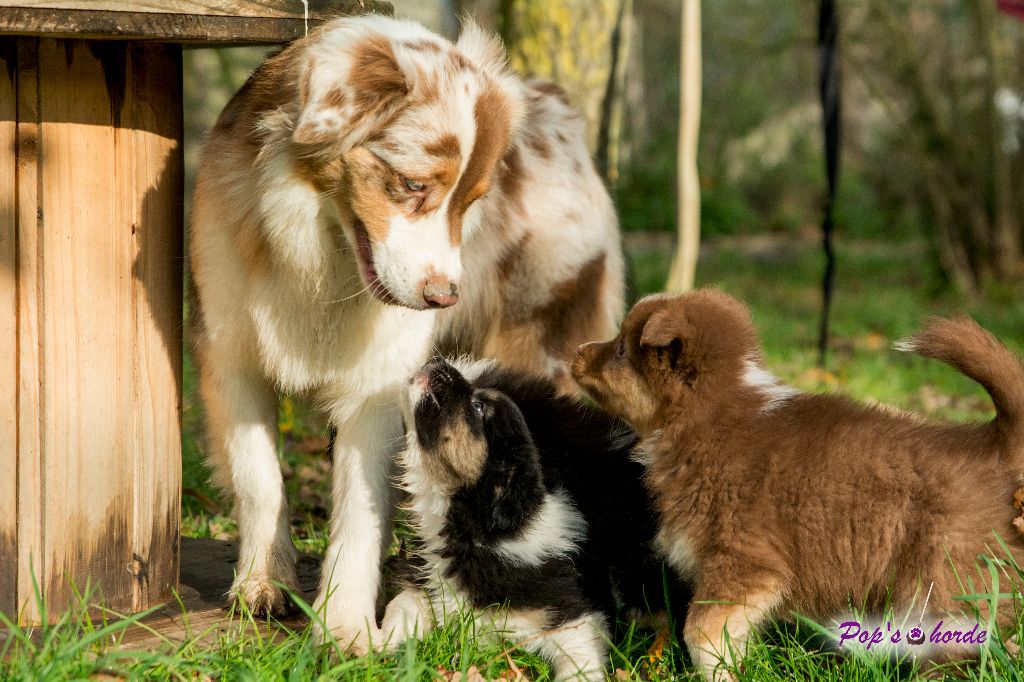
[423, 355, 447, 371]
[423, 278, 458, 308]
[420, 355, 451, 384]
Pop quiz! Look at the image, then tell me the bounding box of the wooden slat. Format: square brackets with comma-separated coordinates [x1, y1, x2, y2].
[0, 38, 18, 617]
[2, 1, 364, 18]
[120, 41, 184, 612]
[13, 37, 44, 624]
[0, 1, 393, 44]
[2, 37, 186, 622]
[37, 37, 137, 616]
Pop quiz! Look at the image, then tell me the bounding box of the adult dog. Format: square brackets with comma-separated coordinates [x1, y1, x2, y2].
[189, 14, 623, 651]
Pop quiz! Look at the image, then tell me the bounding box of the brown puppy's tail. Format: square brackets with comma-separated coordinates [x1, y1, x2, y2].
[896, 315, 1024, 458]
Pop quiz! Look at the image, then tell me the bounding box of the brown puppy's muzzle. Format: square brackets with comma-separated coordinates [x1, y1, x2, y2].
[571, 341, 604, 383]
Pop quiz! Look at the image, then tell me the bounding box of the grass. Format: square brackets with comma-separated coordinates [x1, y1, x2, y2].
[4, 234, 1024, 681]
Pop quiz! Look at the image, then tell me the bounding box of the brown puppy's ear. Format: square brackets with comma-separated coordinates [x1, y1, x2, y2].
[640, 308, 691, 372]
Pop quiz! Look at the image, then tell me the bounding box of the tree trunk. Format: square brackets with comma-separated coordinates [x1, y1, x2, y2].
[973, 0, 1021, 279]
[666, 0, 701, 293]
[499, 0, 621, 158]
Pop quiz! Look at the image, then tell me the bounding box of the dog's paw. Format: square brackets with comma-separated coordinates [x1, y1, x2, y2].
[312, 619, 384, 656]
[380, 588, 433, 651]
[229, 574, 295, 617]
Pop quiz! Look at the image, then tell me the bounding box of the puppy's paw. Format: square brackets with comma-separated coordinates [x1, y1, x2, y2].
[380, 588, 434, 651]
[312, 619, 384, 656]
[229, 574, 295, 616]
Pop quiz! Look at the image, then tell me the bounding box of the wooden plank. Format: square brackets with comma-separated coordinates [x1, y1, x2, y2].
[0, 1, 393, 44]
[120, 41, 184, 612]
[0, 38, 18, 617]
[5, 37, 186, 622]
[1, 1, 370, 18]
[37, 37, 136, 616]
[13, 37, 44, 624]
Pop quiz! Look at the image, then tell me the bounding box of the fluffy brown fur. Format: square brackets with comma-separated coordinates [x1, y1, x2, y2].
[571, 289, 1024, 679]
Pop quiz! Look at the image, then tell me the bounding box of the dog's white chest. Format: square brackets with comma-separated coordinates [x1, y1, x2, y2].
[250, 263, 436, 395]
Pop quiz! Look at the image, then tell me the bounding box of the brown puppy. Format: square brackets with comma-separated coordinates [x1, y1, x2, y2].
[571, 289, 1024, 679]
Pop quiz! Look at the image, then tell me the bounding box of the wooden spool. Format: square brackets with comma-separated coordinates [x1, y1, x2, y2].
[0, 0, 390, 624]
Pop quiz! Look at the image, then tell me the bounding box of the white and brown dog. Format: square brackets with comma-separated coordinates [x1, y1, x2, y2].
[189, 14, 624, 652]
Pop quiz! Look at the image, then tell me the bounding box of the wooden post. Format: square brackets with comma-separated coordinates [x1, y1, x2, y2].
[1, 38, 184, 621]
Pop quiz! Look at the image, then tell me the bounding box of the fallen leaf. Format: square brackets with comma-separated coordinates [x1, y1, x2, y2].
[643, 624, 670, 679]
[647, 625, 668, 661]
[614, 669, 631, 680]
[436, 666, 487, 682]
[499, 652, 528, 681]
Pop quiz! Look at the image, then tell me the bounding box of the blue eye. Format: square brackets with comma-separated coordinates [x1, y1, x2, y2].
[403, 177, 425, 192]
[471, 399, 484, 416]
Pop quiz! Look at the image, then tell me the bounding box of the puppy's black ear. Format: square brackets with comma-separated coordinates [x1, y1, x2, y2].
[488, 467, 520, 534]
[640, 308, 691, 371]
[487, 448, 543, 536]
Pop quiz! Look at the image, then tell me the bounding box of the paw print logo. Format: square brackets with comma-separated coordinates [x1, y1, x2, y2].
[907, 627, 925, 645]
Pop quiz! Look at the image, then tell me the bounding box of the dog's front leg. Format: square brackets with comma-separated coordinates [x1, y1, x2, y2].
[199, 363, 298, 615]
[314, 400, 403, 654]
[683, 582, 781, 682]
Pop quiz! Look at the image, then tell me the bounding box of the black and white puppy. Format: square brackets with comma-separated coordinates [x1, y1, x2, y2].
[382, 357, 682, 680]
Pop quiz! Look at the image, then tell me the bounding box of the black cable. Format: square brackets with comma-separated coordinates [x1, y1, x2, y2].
[817, 0, 841, 367]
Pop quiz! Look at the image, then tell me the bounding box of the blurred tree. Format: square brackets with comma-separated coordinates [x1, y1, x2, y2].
[666, 0, 702, 292]
[847, 0, 1024, 292]
[498, 0, 630, 181]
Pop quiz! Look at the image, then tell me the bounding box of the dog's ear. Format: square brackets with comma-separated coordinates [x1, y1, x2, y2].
[293, 32, 410, 148]
[640, 308, 691, 371]
[456, 20, 508, 75]
[455, 20, 527, 136]
[488, 465, 520, 534]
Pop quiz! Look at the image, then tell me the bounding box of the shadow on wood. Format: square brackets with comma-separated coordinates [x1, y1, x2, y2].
[118, 537, 321, 649]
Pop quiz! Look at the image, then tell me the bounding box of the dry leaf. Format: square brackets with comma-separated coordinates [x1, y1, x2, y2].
[437, 666, 487, 682]
[614, 669, 632, 680]
[499, 652, 528, 681]
[643, 625, 670, 678]
[647, 625, 668, 661]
